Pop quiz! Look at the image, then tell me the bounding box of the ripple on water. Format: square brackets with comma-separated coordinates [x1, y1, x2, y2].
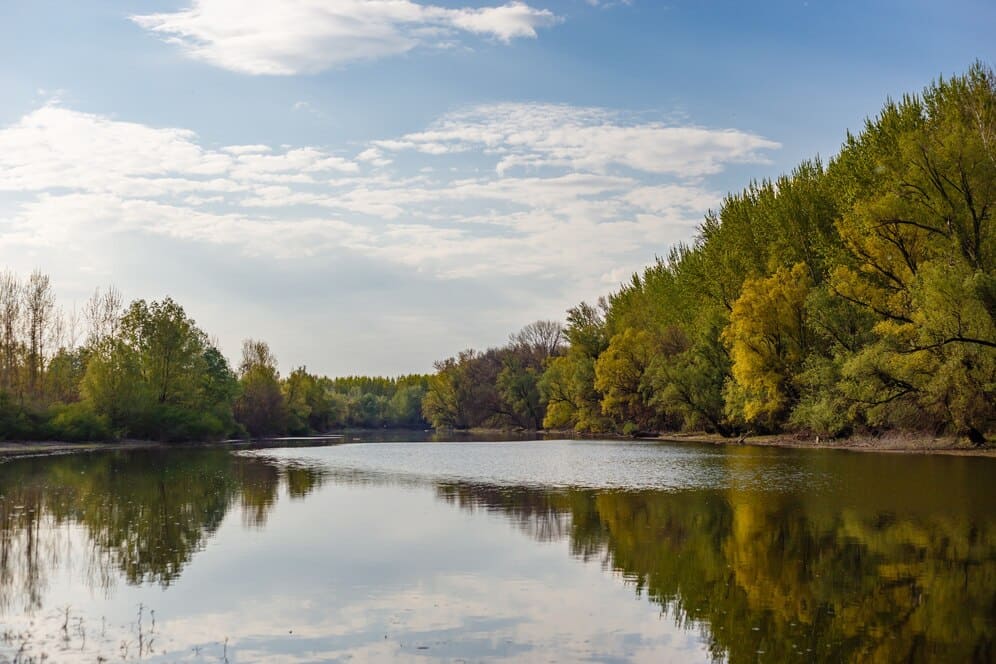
[247, 438, 833, 493]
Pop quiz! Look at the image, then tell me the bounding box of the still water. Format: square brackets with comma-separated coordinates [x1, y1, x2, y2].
[0, 437, 994, 663]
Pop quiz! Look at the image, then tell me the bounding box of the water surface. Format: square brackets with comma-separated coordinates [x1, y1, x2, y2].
[1, 437, 994, 662]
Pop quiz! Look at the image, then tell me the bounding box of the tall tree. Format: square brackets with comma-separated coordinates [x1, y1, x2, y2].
[0, 272, 21, 396]
[21, 270, 54, 399]
[234, 339, 285, 437]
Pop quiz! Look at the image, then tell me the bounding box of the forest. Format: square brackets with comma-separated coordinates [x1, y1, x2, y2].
[0, 65, 993, 443]
[421, 64, 996, 443]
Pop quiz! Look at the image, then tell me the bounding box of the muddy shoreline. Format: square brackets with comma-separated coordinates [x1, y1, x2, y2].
[0, 436, 347, 460]
[644, 431, 996, 457]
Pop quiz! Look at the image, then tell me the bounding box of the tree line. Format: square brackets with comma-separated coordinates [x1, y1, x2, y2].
[422, 64, 996, 442]
[0, 276, 430, 441]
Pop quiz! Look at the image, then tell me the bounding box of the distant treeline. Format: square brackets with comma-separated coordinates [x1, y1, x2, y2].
[1, 65, 994, 443]
[0, 280, 430, 441]
[423, 64, 996, 442]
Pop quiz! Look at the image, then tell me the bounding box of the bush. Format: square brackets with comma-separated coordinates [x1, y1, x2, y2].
[139, 404, 231, 442]
[47, 402, 114, 441]
[0, 391, 43, 440]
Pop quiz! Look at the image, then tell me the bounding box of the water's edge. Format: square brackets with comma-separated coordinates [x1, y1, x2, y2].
[2, 429, 994, 459]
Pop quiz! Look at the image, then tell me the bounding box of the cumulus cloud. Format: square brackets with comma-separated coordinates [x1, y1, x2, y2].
[131, 0, 561, 75]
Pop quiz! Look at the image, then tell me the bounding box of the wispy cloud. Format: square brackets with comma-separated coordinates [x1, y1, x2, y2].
[375, 103, 779, 176]
[131, 0, 561, 75]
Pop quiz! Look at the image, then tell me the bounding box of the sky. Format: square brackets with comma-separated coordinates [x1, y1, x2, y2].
[0, 0, 993, 376]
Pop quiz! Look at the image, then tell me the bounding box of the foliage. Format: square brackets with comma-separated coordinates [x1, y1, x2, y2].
[423, 321, 565, 429]
[234, 339, 285, 437]
[722, 263, 813, 430]
[80, 299, 237, 440]
[529, 64, 994, 440]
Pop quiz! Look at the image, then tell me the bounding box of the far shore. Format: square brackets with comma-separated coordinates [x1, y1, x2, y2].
[1, 429, 993, 460]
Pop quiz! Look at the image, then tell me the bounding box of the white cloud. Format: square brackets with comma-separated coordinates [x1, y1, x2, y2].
[356, 147, 393, 167]
[444, 1, 560, 41]
[0, 105, 228, 194]
[0, 103, 776, 271]
[0, 105, 358, 199]
[131, 0, 561, 75]
[378, 102, 780, 176]
[11, 192, 373, 259]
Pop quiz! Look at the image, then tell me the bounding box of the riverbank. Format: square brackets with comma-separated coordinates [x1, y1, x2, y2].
[0, 440, 162, 460]
[0, 435, 347, 460]
[647, 431, 996, 457]
[1, 429, 993, 459]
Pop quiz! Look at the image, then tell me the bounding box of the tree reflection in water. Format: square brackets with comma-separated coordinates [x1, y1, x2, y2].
[0, 450, 327, 613]
[434, 453, 996, 663]
[0, 446, 993, 663]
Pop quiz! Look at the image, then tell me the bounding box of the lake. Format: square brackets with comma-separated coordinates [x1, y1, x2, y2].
[1, 436, 994, 663]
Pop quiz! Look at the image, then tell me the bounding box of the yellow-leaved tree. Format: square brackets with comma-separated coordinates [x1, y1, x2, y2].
[723, 263, 813, 430]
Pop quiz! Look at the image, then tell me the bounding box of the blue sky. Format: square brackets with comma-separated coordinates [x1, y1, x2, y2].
[0, 0, 992, 375]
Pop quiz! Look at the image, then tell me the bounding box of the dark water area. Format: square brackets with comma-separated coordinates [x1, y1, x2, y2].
[0, 436, 994, 662]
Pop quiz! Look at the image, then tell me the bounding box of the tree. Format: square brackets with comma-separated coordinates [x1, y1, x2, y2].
[21, 270, 54, 399]
[387, 378, 428, 428]
[539, 352, 606, 431]
[80, 297, 235, 440]
[497, 357, 544, 429]
[83, 286, 123, 347]
[723, 263, 813, 430]
[81, 338, 149, 429]
[594, 328, 660, 433]
[649, 307, 732, 434]
[509, 320, 564, 362]
[119, 298, 207, 405]
[0, 271, 21, 396]
[234, 339, 285, 437]
[282, 367, 316, 435]
[538, 302, 609, 432]
[830, 64, 996, 437]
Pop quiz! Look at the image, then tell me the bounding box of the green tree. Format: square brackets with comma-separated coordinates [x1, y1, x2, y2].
[830, 64, 996, 438]
[234, 339, 285, 437]
[80, 298, 235, 440]
[594, 328, 659, 434]
[119, 298, 207, 406]
[649, 307, 732, 434]
[497, 357, 544, 429]
[81, 338, 149, 431]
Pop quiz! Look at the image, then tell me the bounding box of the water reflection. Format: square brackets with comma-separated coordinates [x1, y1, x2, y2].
[0, 450, 327, 613]
[431, 457, 996, 663]
[0, 442, 993, 662]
